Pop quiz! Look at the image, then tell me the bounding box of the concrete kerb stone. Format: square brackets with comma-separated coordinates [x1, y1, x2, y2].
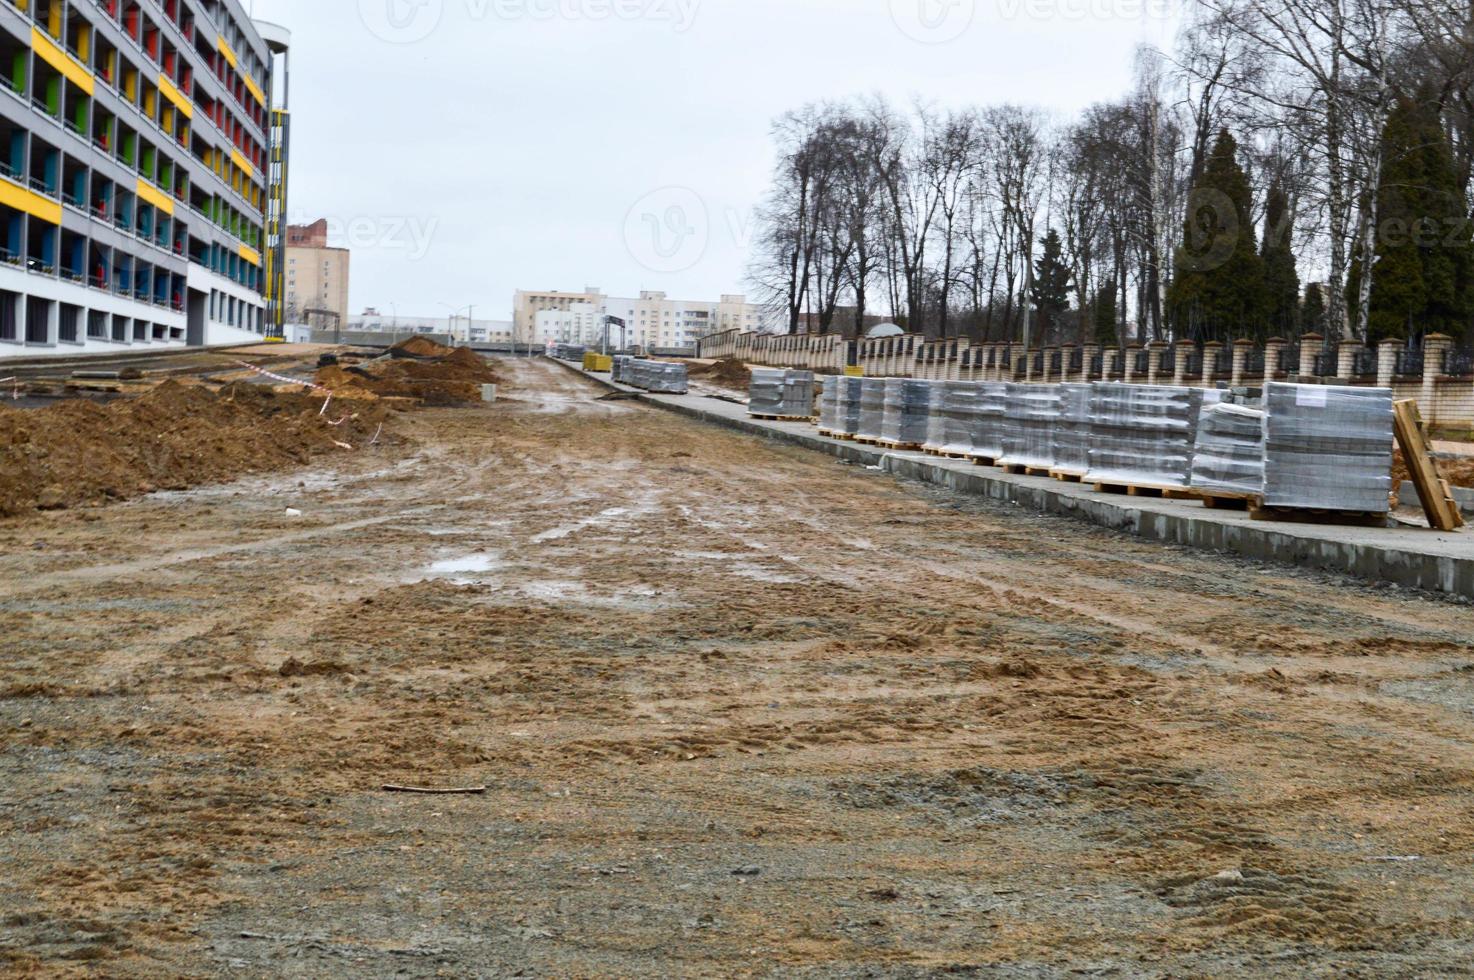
[549, 358, 1474, 600]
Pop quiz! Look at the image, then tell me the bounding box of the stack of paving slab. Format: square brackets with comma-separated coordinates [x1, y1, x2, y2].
[817, 375, 841, 432]
[747, 369, 815, 419]
[1051, 383, 1094, 477]
[1261, 382, 1393, 513]
[856, 378, 888, 442]
[922, 381, 987, 457]
[880, 378, 932, 447]
[1085, 383, 1213, 490]
[970, 382, 1010, 462]
[998, 383, 1062, 471]
[1189, 401, 1266, 498]
[626, 360, 688, 394]
[835, 376, 865, 436]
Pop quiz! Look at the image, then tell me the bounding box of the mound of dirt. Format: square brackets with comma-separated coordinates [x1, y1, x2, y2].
[390, 335, 455, 358]
[0, 380, 392, 517]
[316, 347, 502, 406]
[688, 357, 751, 388]
[1394, 448, 1474, 489]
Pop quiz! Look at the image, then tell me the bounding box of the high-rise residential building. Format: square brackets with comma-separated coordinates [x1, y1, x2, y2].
[513, 286, 773, 349]
[0, 2, 290, 356]
[284, 218, 348, 329]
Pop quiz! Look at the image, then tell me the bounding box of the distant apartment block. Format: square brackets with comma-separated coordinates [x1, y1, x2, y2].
[513, 287, 772, 349]
[285, 218, 348, 329]
[0, 1, 290, 356]
[349, 309, 513, 345]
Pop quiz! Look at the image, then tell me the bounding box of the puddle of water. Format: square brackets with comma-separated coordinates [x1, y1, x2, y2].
[419, 551, 505, 584]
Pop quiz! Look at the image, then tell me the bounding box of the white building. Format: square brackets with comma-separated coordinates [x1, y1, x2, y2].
[348, 311, 514, 345]
[513, 287, 774, 350]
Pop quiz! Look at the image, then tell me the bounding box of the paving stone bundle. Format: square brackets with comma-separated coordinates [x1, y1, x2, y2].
[818, 375, 841, 432]
[611, 355, 636, 384]
[880, 378, 933, 446]
[625, 360, 688, 394]
[970, 382, 1010, 461]
[837, 376, 865, 436]
[1261, 382, 1394, 513]
[748, 369, 816, 418]
[923, 381, 986, 456]
[1085, 383, 1209, 489]
[856, 378, 887, 441]
[1190, 402, 1266, 498]
[1051, 383, 1093, 476]
[999, 383, 1062, 470]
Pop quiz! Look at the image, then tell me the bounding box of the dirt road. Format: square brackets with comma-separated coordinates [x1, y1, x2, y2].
[3, 357, 1474, 976]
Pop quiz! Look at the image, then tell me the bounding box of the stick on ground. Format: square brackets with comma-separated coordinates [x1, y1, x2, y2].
[381, 784, 488, 795]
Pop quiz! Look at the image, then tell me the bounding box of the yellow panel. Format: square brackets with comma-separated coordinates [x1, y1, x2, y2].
[239, 244, 261, 266]
[0, 176, 61, 225]
[242, 73, 265, 106]
[216, 35, 237, 69]
[157, 74, 194, 118]
[135, 177, 175, 216]
[32, 28, 95, 96]
[230, 148, 255, 180]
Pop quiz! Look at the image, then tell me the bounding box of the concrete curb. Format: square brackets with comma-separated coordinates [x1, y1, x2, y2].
[552, 359, 1474, 600]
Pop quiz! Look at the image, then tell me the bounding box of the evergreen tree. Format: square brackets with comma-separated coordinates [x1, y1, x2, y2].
[1360, 90, 1474, 342]
[1301, 285, 1326, 337]
[1030, 228, 1072, 340]
[1168, 129, 1268, 343]
[1093, 283, 1118, 346]
[1261, 181, 1300, 339]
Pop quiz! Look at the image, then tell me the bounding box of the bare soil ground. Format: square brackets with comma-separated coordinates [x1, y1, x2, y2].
[3, 357, 1474, 976]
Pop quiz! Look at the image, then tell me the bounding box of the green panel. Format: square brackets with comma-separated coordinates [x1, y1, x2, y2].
[72, 97, 88, 132]
[10, 53, 24, 95]
[45, 77, 59, 116]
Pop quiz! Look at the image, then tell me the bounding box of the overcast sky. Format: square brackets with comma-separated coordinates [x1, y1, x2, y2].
[249, 0, 1180, 320]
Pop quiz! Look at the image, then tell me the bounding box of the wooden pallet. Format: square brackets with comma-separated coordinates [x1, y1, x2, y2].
[1002, 464, 1053, 477]
[876, 439, 924, 451]
[1393, 399, 1466, 532]
[970, 455, 998, 467]
[1249, 504, 1391, 528]
[1050, 469, 1086, 483]
[1199, 491, 1259, 511]
[749, 414, 816, 423]
[1093, 482, 1202, 500]
[923, 447, 972, 460]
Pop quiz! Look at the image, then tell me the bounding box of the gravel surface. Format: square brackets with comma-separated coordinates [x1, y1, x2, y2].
[3, 357, 1474, 976]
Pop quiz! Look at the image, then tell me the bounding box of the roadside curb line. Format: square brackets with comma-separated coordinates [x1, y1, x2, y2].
[551, 358, 1474, 600]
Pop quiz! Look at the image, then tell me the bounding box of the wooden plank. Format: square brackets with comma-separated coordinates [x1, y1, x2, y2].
[1393, 399, 1465, 532]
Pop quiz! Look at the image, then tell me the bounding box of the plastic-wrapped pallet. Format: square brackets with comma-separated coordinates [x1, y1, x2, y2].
[1262, 383, 1393, 512]
[611, 355, 633, 384]
[838, 377, 865, 436]
[818, 376, 841, 432]
[942, 383, 984, 455]
[1086, 383, 1207, 489]
[748, 369, 786, 416]
[998, 383, 1061, 470]
[783, 370, 816, 418]
[1190, 402, 1265, 497]
[881, 378, 932, 446]
[923, 382, 954, 452]
[627, 361, 689, 394]
[970, 382, 1009, 461]
[1051, 383, 1093, 476]
[856, 378, 887, 441]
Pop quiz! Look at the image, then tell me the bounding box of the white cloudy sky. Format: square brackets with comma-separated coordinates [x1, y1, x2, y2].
[249, 0, 1180, 320]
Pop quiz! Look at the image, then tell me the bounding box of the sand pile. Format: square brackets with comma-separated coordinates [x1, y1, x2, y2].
[315, 345, 502, 406]
[0, 380, 391, 517]
[688, 357, 751, 389]
[1394, 448, 1474, 490]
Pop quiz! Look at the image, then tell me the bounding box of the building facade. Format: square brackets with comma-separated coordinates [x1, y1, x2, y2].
[513, 286, 773, 350]
[0, 0, 288, 357]
[349, 310, 513, 345]
[284, 217, 348, 330]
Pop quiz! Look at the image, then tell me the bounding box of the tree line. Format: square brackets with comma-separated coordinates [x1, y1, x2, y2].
[748, 0, 1473, 347]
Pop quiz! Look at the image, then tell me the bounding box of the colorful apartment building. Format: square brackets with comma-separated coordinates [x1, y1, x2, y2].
[0, 0, 289, 356]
